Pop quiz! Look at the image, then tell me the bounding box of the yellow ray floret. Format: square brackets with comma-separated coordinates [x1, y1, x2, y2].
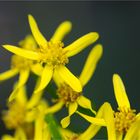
[113, 74, 130, 109]
[0, 69, 18, 81]
[79, 44, 103, 86]
[56, 66, 82, 92]
[64, 32, 99, 57]
[51, 21, 72, 41]
[8, 70, 30, 102]
[28, 14, 47, 47]
[3, 45, 39, 60]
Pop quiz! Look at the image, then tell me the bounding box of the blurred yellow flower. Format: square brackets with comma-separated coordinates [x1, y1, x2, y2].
[2, 100, 51, 140]
[0, 35, 43, 101]
[2, 77, 78, 140]
[2, 127, 27, 140]
[3, 14, 99, 94]
[44, 44, 103, 128]
[2, 80, 45, 130]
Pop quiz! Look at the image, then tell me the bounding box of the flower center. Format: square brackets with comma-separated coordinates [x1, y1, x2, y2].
[39, 41, 69, 67]
[114, 107, 136, 133]
[57, 83, 81, 105]
[11, 55, 34, 70]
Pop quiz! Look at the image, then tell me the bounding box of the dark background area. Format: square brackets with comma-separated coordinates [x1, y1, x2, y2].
[0, 1, 140, 138]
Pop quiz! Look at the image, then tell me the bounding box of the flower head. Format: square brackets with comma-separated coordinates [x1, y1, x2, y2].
[3, 14, 99, 94]
[112, 74, 140, 139]
[81, 74, 140, 140]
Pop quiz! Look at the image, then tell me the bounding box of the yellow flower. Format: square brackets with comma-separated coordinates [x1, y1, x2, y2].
[112, 74, 140, 140]
[0, 35, 43, 102]
[44, 44, 103, 128]
[2, 100, 51, 140]
[77, 74, 140, 140]
[2, 80, 44, 130]
[3, 14, 99, 94]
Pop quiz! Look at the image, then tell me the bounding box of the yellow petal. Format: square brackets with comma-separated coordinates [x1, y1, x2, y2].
[3, 45, 39, 60]
[1, 135, 15, 140]
[34, 116, 44, 140]
[17, 70, 30, 88]
[37, 100, 48, 114]
[124, 119, 140, 140]
[53, 69, 64, 87]
[64, 32, 99, 57]
[78, 125, 101, 140]
[79, 44, 103, 86]
[68, 102, 78, 116]
[19, 35, 37, 50]
[42, 125, 51, 140]
[25, 108, 37, 122]
[79, 102, 116, 140]
[28, 14, 47, 47]
[113, 74, 130, 108]
[31, 63, 43, 76]
[116, 132, 123, 140]
[15, 127, 27, 140]
[0, 69, 18, 81]
[136, 113, 140, 120]
[60, 128, 76, 140]
[77, 95, 96, 114]
[56, 66, 82, 92]
[9, 70, 29, 102]
[78, 102, 106, 140]
[61, 102, 78, 128]
[16, 86, 27, 105]
[61, 116, 70, 128]
[26, 78, 44, 109]
[103, 102, 116, 140]
[34, 65, 53, 93]
[76, 111, 106, 126]
[51, 21, 72, 41]
[45, 101, 64, 114]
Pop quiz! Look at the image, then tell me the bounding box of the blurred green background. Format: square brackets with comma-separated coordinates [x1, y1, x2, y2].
[0, 1, 140, 138]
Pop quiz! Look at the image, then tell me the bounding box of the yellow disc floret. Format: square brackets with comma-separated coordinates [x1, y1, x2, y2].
[39, 41, 69, 67]
[11, 55, 34, 70]
[57, 83, 81, 106]
[114, 107, 136, 133]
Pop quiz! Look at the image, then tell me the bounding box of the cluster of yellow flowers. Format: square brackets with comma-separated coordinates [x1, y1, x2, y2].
[0, 15, 140, 140]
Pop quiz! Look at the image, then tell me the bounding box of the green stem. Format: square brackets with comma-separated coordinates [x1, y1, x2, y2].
[45, 114, 62, 140]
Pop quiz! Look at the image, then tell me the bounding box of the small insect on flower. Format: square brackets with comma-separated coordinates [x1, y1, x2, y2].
[0, 35, 43, 101]
[44, 44, 103, 128]
[3, 14, 99, 94]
